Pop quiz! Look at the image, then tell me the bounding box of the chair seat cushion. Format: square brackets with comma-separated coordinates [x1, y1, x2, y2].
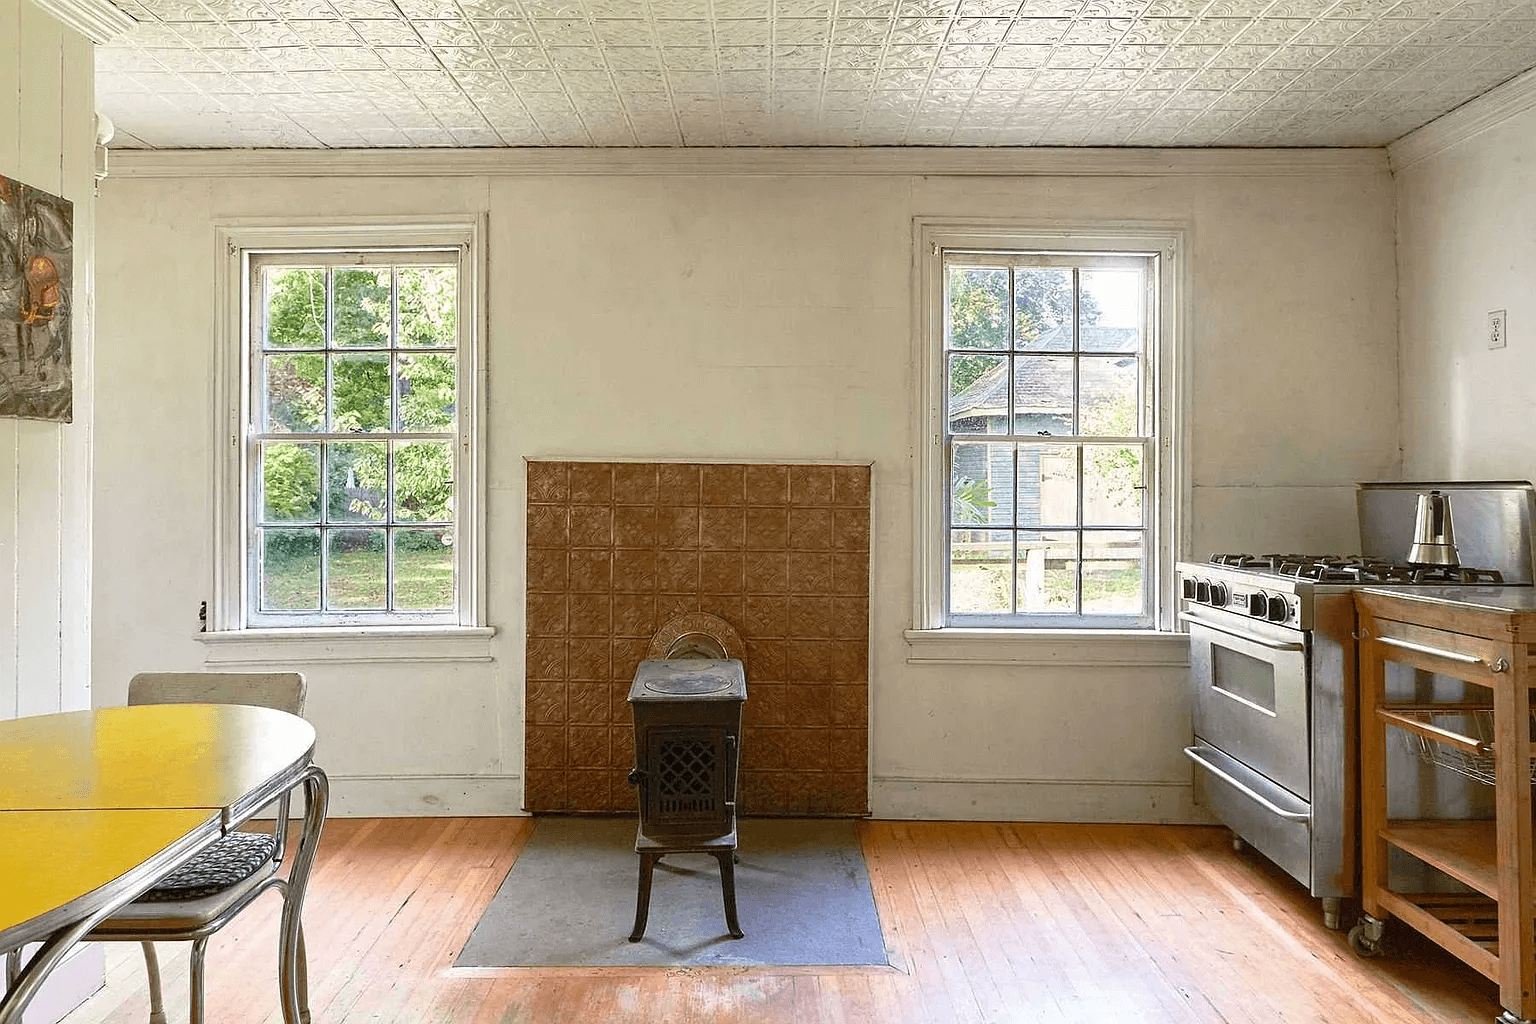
[137, 831, 276, 902]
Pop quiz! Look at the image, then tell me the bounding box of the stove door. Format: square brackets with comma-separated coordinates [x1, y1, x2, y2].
[1186, 607, 1311, 800]
[641, 725, 732, 837]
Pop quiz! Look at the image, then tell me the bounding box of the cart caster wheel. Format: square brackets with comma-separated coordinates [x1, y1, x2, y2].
[1347, 921, 1384, 958]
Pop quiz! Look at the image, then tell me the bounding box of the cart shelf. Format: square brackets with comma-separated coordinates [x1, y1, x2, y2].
[1381, 819, 1498, 897]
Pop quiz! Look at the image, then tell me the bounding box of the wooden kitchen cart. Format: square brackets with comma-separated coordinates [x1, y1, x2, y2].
[1352, 586, 1536, 1024]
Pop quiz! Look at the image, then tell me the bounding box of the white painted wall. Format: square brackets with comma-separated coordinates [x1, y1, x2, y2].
[2, 0, 103, 1016]
[1393, 73, 1536, 484]
[93, 152, 1400, 821]
[0, 0, 94, 721]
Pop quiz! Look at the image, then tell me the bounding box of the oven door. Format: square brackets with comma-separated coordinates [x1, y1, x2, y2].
[1184, 605, 1311, 800]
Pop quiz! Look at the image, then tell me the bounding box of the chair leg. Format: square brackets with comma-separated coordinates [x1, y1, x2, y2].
[629, 852, 661, 942]
[139, 942, 168, 1024]
[5, 948, 20, 988]
[189, 937, 209, 1024]
[296, 925, 311, 1024]
[715, 851, 744, 939]
[279, 766, 329, 1024]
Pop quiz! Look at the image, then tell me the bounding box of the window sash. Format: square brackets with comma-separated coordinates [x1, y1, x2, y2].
[242, 246, 467, 628]
[939, 247, 1160, 629]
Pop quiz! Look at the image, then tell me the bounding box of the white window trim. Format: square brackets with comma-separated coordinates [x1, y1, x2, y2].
[910, 218, 1190, 650]
[205, 216, 489, 642]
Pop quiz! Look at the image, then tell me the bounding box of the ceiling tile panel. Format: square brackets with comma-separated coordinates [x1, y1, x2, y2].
[546, 45, 605, 68]
[328, 0, 399, 16]
[1181, 18, 1250, 46]
[891, 17, 953, 45]
[992, 43, 1048, 65]
[1026, 0, 1090, 15]
[1100, 43, 1165, 67]
[1210, 44, 1278, 67]
[950, 17, 1011, 43]
[150, 48, 223, 71]
[1047, 46, 1105, 68]
[601, 46, 661, 69]
[976, 67, 1036, 90]
[1006, 18, 1071, 43]
[475, 20, 536, 41]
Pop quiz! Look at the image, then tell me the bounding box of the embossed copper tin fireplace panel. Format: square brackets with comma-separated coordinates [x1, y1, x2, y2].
[524, 461, 870, 816]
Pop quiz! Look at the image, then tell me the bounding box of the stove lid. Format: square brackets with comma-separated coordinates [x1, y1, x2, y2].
[628, 658, 747, 703]
[1357, 481, 1536, 585]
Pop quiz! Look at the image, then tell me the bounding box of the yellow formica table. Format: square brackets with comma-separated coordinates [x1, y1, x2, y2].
[0, 705, 327, 1024]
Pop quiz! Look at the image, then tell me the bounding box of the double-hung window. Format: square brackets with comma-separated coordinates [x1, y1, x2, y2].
[213, 221, 483, 632]
[916, 223, 1181, 632]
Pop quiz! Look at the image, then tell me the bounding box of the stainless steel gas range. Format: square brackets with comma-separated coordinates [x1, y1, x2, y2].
[1178, 481, 1536, 929]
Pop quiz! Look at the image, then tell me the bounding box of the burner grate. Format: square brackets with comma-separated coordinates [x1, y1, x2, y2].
[1208, 553, 1504, 585]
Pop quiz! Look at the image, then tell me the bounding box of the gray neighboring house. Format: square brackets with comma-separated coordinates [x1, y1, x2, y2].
[948, 324, 1139, 530]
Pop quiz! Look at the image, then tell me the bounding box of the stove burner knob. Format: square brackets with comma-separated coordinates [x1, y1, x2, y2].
[1267, 596, 1290, 623]
[1181, 577, 1197, 600]
[1195, 579, 1210, 604]
[1209, 582, 1228, 606]
[1248, 591, 1268, 617]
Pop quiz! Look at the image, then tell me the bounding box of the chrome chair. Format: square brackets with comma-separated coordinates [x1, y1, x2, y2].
[84, 672, 322, 1024]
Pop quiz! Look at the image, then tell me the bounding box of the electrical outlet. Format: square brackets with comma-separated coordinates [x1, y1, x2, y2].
[1488, 309, 1508, 350]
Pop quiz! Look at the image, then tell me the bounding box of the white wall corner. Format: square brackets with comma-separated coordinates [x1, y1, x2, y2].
[1389, 66, 1536, 174]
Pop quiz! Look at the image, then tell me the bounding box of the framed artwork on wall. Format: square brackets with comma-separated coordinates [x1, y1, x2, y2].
[0, 174, 73, 422]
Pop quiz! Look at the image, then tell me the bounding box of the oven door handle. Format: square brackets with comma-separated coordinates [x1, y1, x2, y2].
[1180, 609, 1305, 652]
[1183, 746, 1312, 822]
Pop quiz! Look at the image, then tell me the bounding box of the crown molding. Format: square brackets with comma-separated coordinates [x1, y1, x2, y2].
[109, 145, 1388, 181]
[26, 0, 134, 43]
[1389, 67, 1536, 174]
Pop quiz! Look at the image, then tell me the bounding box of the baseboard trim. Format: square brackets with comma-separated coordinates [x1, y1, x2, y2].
[870, 776, 1213, 824]
[327, 773, 527, 817]
[320, 772, 1213, 823]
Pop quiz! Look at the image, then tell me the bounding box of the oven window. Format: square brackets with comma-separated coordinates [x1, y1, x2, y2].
[1211, 645, 1277, 714]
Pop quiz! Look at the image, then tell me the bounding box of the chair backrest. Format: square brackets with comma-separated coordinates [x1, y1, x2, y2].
[127, 672, 307, 716]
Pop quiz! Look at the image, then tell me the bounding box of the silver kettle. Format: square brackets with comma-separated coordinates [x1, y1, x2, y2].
[1407, 489, 1460, 566]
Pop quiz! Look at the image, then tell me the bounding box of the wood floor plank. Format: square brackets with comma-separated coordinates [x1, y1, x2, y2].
[58, 817, 1502, 1024]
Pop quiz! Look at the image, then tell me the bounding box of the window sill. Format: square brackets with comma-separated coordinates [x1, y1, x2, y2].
[196, 626, 497, 666]
[903, 627, 1189, 667]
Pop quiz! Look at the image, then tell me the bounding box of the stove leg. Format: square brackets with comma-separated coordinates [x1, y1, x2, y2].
[715, 850, 744, 939]
[1321, 897, 1342, 931]
[629, 852, 662, 942]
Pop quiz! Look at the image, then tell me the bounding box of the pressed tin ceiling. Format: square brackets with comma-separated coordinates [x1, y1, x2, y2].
[95, 0, 1536, 150]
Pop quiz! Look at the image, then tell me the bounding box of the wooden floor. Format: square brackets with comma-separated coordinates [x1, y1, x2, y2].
[62, 817, 1498, 1024]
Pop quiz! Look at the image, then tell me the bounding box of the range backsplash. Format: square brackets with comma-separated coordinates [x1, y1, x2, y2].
[524, 460, 870, 816]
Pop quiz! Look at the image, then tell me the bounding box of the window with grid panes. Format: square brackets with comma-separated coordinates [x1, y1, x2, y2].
[943, 250, 1159, 628]
[247, 252, 464, 626]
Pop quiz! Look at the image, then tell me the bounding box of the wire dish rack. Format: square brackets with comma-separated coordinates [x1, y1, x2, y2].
[1390, 707, 1536, 787]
